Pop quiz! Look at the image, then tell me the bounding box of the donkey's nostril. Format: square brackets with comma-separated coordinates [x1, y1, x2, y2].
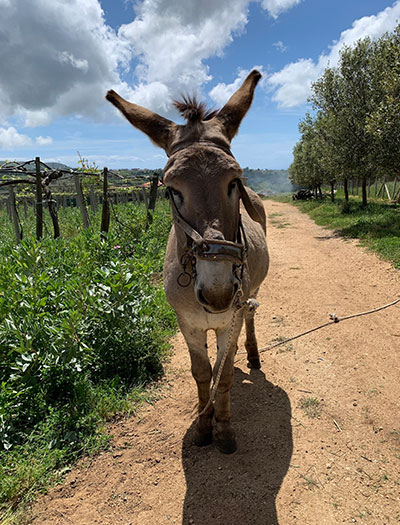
[197, 289, 209, 306]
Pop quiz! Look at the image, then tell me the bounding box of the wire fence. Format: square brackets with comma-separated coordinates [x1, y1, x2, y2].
[0, 157, 164, 241]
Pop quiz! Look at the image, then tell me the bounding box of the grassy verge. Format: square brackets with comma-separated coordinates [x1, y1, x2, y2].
[268, 193, 400, 269]
[0, 201, 176, 522]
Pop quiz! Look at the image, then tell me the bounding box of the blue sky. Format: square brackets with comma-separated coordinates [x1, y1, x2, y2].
[1, 0, 399, 170]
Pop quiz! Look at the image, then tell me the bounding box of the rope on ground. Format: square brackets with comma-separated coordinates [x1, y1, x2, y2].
[198, 296, 399, 420]
[236, 296, 400, 357]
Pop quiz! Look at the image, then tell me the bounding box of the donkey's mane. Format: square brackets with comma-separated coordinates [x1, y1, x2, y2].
[173, 95, 218, 123]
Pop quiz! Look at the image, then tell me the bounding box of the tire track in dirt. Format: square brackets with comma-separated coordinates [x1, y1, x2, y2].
[29, 200, 400, 525]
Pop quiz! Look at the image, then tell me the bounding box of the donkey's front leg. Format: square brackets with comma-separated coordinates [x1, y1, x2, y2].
[179, 320, 213, 446]
[214, 311, 244, 454]
[244, 295, 261, 369]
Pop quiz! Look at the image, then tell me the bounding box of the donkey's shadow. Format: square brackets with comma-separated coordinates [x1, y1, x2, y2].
[181, 367, 293, 525]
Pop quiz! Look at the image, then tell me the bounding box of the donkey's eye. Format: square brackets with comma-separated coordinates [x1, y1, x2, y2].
[228, 180, 237, 196]
[169, 188, 184, 203]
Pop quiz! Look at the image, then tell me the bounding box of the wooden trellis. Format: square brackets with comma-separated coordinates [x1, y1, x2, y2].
[0, 157, 162, 241]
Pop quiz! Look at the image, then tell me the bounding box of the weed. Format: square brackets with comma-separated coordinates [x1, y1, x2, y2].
[300, 473, 319, 489]
[299, 397, 322, 418]
[278, 343, 294, 353]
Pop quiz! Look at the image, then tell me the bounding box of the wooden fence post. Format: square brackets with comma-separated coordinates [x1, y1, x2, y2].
[101, 167, 110, 238]
[148, 174, 158, 211]
[73, 173, 90, 228]
[35, 157, 43, 240]
[8, 186, 22, 242]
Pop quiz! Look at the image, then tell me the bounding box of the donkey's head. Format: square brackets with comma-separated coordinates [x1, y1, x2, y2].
[106, 70, 263, 313]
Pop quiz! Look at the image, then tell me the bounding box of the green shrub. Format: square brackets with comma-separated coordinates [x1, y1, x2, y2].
[0, 201, 176, 515]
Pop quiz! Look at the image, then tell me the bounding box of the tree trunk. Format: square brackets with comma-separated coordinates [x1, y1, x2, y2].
[344, 178, 349, 202]
[361, 178, 367, 207]
[330, 182, 335, 202]
[43, 185, 60, 238]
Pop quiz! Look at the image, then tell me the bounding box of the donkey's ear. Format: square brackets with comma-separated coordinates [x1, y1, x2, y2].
[237, 179, 265, 228]
[215, 70, 261, 142]
[106, 90, 175, 152]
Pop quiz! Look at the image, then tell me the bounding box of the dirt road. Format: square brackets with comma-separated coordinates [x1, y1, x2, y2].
[30, 201, 400, 525]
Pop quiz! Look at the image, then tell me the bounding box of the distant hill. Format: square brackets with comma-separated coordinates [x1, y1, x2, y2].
[242, 168, 293, 195]
[1, 163, 293, 195]
[46, 162, 73, 170]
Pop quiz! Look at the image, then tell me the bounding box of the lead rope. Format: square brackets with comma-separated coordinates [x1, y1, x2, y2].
[235, 296, 400, 358]
[198, 307, 239, 418]
[197, 297, 259, 418]
[198, 296, 400, 419]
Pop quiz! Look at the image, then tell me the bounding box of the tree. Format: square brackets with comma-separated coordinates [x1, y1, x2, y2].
[366, 27, 400, 181]
[311, 38, 379, 205]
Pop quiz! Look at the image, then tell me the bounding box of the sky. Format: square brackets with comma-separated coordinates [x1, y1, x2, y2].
[1, 0, 399, 170]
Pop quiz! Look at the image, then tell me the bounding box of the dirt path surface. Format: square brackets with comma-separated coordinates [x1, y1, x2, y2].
[30, 201, 399, 525]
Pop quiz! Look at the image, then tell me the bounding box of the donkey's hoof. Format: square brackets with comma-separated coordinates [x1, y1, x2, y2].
[215, 430, 237, 454]
[247, 357, 261, 369]
[193, 428, 213, 447]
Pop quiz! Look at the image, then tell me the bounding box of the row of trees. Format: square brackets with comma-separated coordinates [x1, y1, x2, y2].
[289, 26, 400, 205]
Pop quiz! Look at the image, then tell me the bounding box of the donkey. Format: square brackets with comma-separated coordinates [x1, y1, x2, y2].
[106, 70, 269, 453]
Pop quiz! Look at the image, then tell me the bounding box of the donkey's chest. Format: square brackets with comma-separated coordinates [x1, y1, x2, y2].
[182, 307, 236, 332]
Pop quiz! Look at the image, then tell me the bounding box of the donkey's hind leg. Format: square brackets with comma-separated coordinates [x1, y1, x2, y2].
[244, 291, 261, 369]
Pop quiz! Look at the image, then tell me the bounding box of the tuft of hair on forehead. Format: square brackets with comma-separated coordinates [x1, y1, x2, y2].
[173, 95, 217, 123]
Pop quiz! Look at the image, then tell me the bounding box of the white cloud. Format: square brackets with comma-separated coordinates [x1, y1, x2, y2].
[22, 110, 52, 128]
[261, 0, 301, 19]
[57, 52, 89, 72]
[0, 127, 32, 149]
[273, 40, 288, 53]
[0, 0, 301, 136]
[268, 1, 400, 108]
[36, 136, 53, 146]
[209, 66, 267, 107]
[117, 0, 300, 115]
[118, 0, 251, 115]
[0, 0, 132, 125]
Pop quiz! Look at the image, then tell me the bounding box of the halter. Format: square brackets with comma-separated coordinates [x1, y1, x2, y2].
[166, 186, 248, 289]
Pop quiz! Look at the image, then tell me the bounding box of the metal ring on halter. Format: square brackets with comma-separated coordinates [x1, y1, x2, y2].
[177, 271, 192, 287]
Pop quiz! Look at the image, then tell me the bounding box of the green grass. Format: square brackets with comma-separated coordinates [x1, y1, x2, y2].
[270, 193, 400, 269]
[0, 201, 176, 522]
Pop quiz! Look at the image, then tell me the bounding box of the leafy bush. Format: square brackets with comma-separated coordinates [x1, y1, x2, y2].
[0, 201, 176, 515]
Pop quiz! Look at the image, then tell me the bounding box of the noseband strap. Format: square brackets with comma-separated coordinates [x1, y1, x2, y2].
[166, 186, 248, 267]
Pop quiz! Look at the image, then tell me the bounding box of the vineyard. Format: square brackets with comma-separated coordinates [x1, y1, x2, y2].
[0, 171, 176, 521]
